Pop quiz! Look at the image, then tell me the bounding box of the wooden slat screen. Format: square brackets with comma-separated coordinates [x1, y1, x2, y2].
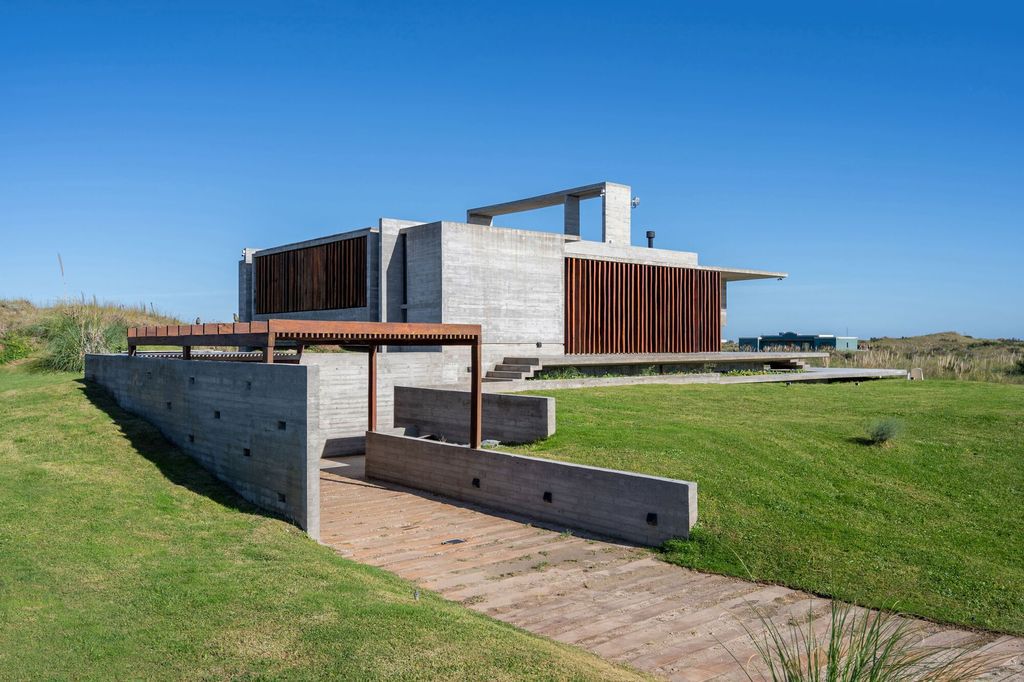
[254, 237, 367, 314]
[564, 257, 721, 354]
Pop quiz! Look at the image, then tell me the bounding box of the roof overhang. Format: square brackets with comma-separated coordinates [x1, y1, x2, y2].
[699, 266, 788, 282]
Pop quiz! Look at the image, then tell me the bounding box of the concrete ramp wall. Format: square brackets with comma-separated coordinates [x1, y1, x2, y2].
[85, 354, 322, 538]
[394, 386, 554, 444]
[365, 432, 697, 545]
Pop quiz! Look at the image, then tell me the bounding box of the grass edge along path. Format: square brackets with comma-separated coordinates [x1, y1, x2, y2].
[0, 365, 646, 681]
[511, 379, 1024, 636]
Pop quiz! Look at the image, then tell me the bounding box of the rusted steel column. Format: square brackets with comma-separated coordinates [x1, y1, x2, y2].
[470, 339, 482, 449]
[367, 344, 377, 432]
[262, 333, 275, 364]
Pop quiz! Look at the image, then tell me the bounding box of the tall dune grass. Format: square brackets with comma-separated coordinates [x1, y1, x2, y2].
[38, 305, 128, 372]
[829, 346, 1024, 384]
[1, 297, 182, 373]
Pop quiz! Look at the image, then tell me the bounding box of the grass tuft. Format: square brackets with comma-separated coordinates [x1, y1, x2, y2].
[866, 418, 904, 446]
[734, 601, 1005, 681]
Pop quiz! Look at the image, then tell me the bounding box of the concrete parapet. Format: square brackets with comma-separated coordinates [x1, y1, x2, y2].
[364, 432, 697, 545]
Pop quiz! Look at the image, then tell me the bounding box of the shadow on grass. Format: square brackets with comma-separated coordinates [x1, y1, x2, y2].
[77, 378, 277, 522]
[846, 436, 877, 446]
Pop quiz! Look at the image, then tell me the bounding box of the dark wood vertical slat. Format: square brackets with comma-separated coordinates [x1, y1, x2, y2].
[253, 236, 368, 314]
[563, 257, 721, 355]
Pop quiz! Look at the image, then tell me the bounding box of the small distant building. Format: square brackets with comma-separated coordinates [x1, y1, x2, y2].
[738, 332, 858, 352]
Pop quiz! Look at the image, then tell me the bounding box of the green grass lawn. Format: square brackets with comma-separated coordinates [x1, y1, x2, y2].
[0, 365, 644, 681]
[512, 379, 1024, 635]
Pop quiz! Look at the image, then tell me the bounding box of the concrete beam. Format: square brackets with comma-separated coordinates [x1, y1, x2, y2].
[466, 181, 632, 243]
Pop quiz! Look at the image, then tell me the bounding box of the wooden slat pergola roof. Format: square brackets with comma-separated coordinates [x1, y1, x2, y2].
[126, 320, 484, 448]
[128, 320, 481, 348]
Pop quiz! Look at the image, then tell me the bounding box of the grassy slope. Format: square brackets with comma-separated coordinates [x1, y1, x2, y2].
[512, 380, 1024, 635]
[0, 366, 643, 681]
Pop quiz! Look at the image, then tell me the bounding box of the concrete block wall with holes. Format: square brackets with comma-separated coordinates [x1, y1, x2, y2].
[364, 431, 697, 545]
[85, 354, 322, 538]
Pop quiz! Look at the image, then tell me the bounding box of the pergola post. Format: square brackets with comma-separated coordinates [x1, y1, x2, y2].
[367, 344, 378, 432]
[183, 345, 192, 361]
[470, 339, 482, 449]
[262, 332, 276, 364]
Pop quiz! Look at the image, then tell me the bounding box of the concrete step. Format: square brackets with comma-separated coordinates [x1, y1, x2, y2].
[494, 364, 534, 373]
[483, 377, 514, 383]
[503, 357, 541, 366]
[486, 370, 525, 379]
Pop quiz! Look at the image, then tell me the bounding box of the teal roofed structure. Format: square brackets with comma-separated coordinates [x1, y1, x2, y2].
[738, 332, 858, 352]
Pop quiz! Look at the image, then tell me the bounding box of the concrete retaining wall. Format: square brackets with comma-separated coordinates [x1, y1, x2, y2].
[304, 350, 467, 456]
[365, 432, 697, 545]
[393, 386, 554, 444]
[85, 354, 321, 538]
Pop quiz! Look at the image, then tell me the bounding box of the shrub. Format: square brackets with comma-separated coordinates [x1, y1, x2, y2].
[39, 305, 128, 373]
[735, 601, 1002, 681]
[1012, 357, 1024, 376]
[536, 366, 586, 380]
[866, 418, 903, 446]
[0, 332, 32, 365]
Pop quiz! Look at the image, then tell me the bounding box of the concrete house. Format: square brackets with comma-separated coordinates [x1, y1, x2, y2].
[238, 181, 786, 372]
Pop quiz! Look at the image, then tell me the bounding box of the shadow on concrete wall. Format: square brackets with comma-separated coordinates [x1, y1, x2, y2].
[78, 379, 285, 524]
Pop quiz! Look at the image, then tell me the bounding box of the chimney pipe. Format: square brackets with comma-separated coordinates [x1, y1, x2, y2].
[646, 230, 656, 248]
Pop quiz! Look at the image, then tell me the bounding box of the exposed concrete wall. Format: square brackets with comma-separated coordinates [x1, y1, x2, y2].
[84, 354, 321, 538]
[365, 432, 697, 545]
[601, 182, 632, 245]
[379, 218, 426, 325]
[439, 221, 565, 356]
[564, 195, 581, 237]
[303, 350, 467, 456]
[404, 222, 443, 325]
[394, 386, 554, 444]
[238, 248, 256, 322]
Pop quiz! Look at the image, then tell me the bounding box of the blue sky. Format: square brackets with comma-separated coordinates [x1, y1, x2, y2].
[2, 1, 1021, 339]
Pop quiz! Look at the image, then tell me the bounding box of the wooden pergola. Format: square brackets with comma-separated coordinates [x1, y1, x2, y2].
[127, 320, 484, 448]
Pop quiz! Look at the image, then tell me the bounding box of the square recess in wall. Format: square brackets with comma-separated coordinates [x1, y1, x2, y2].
[188, 434, 194, 443]
[214, 410, 221, 419]
[243, 448, 251, 457]
[278, 492, 286, 503]
[277, 420, 286, 431]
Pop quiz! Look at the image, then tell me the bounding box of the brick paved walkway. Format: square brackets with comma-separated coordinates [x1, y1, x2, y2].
[319, 456, 1024, 681]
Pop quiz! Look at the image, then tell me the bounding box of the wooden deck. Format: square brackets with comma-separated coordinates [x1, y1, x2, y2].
[319, 456, 1024, 681]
